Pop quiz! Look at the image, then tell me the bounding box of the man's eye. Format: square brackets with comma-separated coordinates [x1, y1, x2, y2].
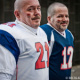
[37, 7, 41, 10]
[66, 15, 69, 18]
[27, 8, 33, 11]
[57, 16, 62, 18]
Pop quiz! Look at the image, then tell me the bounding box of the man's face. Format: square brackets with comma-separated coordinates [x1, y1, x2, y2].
[18, 0, 41, 29]
[50, 6, 69, 32]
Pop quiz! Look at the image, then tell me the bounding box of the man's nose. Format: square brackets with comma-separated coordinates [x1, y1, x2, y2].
[34, 9, 40, 15]
[62, 16, 67, 21]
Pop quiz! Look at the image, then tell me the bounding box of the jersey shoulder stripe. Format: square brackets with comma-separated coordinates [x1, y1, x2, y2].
[40, 24, 53, 42]
[66, 29, 74, 40]
[0, 30, 20, 63]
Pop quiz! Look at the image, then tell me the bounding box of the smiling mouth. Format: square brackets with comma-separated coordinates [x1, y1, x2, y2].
[61, 24, 67, 28]
[61, 22, 68, 25]
[61, 23, 67, 25]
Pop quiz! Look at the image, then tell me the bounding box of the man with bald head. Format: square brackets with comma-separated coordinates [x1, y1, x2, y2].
[0, 0, 49, 80]
[40, 2, 74, 80]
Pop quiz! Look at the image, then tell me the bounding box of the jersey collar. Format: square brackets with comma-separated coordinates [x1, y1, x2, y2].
[47, 23, 66, 38]
[15, 20, 38, 35]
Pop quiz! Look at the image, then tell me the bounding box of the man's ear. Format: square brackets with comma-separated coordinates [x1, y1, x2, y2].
[14, 10, 20, 20]
[47, 16, 51, 23]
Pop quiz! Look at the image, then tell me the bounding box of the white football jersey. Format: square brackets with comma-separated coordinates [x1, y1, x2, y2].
[0, 21, 49, 80]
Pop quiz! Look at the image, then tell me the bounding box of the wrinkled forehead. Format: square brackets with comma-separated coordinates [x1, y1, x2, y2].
[24, 0, 40, 8]
[54, 6, 68, 14]
[14, 0, 40, 10]
[21, 0, 40, 8]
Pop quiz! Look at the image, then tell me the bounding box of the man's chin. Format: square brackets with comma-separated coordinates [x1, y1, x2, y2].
[61, 25, 67, 29]
[32, 23, 40, 29]
[62, 27, 67, 31]
[35, 24, 40, 27]
[35, 22, 40, 26]
[59, 26, 67, 32]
